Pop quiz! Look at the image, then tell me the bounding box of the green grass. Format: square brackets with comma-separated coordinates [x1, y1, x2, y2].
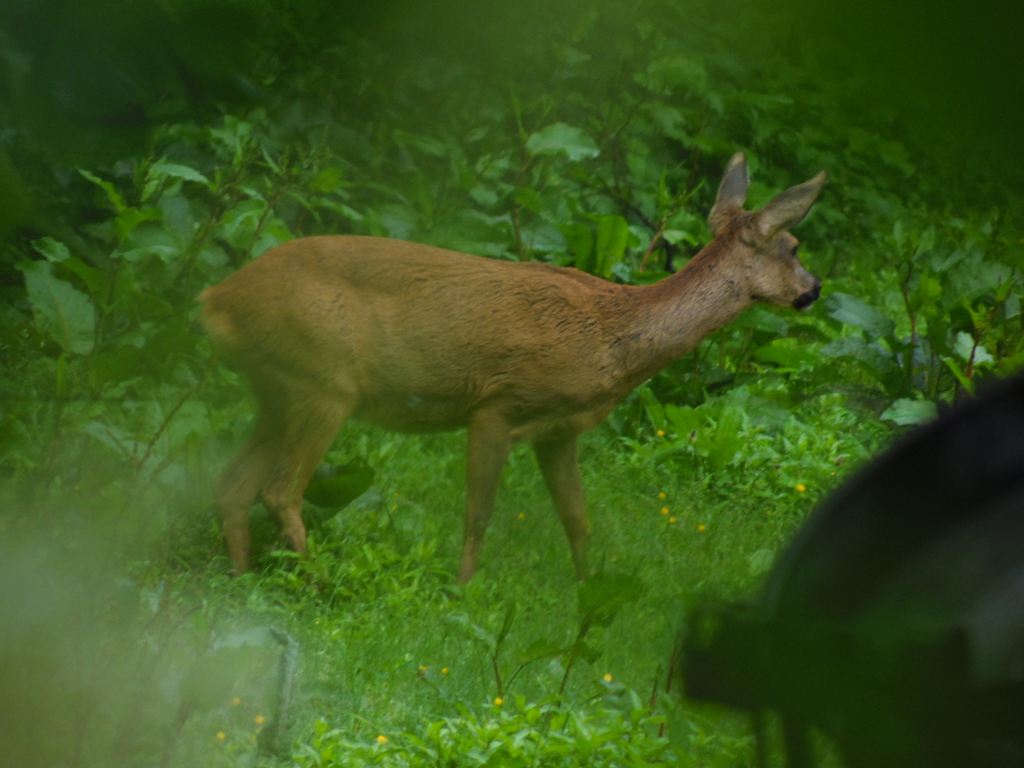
[0, 389, 881, 767]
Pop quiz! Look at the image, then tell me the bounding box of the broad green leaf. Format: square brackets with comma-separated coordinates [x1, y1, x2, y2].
[740, 394, 793, 430]
[219, 198, 267, 247]
[713, 402, 743, 443]
[309, 166, 344, 193]
[661, 228, 698, 246]
[80, 169, 126, 212]
[942, 356, 974, 394]
[665, 404, 703, 438]
[959, 299, 988, 333]
[913, 226, 936, 259]
[944, 258, 1012, 304]
[114, 207, 162, 241]
[638, 386, 665, 433]
[824, 292, 895, 339]
[31, 237, 71, 263]
[646, 104, 686, 138]
[640, 54, 707, 94]
[525, 123, 599, 162]
[562, 222, 594, 270]
[59, 257, 104, 302]
[468, 185, 499, 206]
[706, 403, 744, 467]
[752, 338, 817, 368]
[735, 305, 788, 335]
[305, 459, 375, 509]
[148, 161, 210, 186]
[1001, 293, 1021, 320]
[891, 219, 906, 251]
[880, 398, 938, 426]
[910, 274, 943, 314]
[820, 336, 895, 375]
[521, 223, 568, 254]
[322, 200, 365, 222]
[578, 573, 643, 627]
[953, 331, 993, 366]
[995, 276, 1015, 304]
[594, 214, 629, 278]
[513, 186, 541, 214]
[19, 261, 96, 355]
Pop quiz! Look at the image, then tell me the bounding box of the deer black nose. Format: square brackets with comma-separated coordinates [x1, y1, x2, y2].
[792, 281, 821, 311]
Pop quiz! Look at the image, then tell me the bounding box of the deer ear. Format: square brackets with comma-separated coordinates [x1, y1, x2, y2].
[708, 152, 749, 236]
[752, 171, 828, 239]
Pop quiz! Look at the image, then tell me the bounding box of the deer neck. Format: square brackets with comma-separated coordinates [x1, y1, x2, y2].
[611, 239, 753, 384]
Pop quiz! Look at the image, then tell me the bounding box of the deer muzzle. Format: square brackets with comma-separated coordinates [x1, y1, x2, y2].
[792, 281, 821, 311]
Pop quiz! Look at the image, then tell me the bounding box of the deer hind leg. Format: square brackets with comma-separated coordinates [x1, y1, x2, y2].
[258, 392, 353, 560]
[214, 406, 284, 575]
[533, 437, 588, 581]
[457, 411, 513, 585]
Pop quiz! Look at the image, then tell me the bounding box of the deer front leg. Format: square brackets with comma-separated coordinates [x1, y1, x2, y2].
[533, 436, 588, 581]
[458, 412, 513, 584]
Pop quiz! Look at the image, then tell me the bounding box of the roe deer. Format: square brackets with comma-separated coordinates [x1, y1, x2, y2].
[202, 152, 826, 583]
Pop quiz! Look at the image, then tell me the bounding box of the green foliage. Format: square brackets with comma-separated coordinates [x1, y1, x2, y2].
[817, 212, 1024, 407]
[18, 258, 96, 355]
[299, 696, 673, 768]
[628, 381, 879, 493]
[0, 1, 1022, 767]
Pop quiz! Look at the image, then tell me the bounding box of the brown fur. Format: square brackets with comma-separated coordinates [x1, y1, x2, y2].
[202, 152, 826, 583]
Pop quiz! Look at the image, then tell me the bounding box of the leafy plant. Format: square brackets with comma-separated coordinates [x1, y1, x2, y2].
[1, 2, 1022, 767]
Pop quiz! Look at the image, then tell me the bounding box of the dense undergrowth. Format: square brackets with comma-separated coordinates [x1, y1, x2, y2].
[0, 0, 1021, 766]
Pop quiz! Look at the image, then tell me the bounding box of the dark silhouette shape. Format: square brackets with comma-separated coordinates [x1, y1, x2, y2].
[683, 374, 1024, 768]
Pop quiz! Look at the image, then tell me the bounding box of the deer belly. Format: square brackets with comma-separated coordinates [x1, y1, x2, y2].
[507, 400, 618, 443]
[352, 393, 472, 433]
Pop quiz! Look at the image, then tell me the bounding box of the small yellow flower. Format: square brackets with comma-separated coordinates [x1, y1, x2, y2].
[518, 513, 525, 520]
[698, 524, 706, 532]
[658, 491, 666, 499]
[796, 484, 807, 493]
[669, 517, 676, 523]
[603, 673, 613, 682]
[216, 732, 226, 742]
[231, 697, 241, 706]
[391, 504, 398, 511]
[418, 665, 427, 671]
[376, 734, 388, 744]
[494, 697, 504, 706]
[657, 429, 665, 437]
[660, 507, 669, 516]
[254, 715, 266, 725]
